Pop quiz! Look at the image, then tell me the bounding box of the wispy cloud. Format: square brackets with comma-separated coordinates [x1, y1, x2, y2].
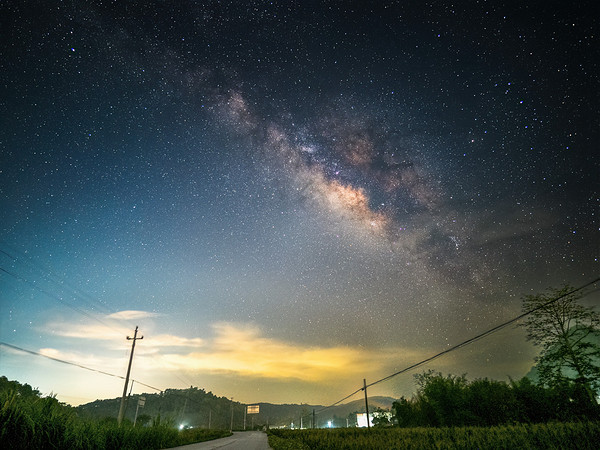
[40, 319, 421, 385]
[46, 323, 129, 341]
[106, 310, 160, 321]
[143, 322, 419, 382]
[32, 321, 535, 404]
[146, 334, 205, 348]
[39, 347, 110, 369]
[42, 311, 203, 349]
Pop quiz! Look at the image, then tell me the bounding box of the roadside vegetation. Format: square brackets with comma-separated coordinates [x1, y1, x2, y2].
[268, 369, 599, 449]
[0, 376, 230, 450]
[392, 371, 598, 427]
[267, 285, 600, 449]
[268, 422, 600, 450]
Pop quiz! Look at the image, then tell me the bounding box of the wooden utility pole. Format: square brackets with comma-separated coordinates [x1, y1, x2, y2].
[363, 378, 370, 430]
[117, 326, 143, 425]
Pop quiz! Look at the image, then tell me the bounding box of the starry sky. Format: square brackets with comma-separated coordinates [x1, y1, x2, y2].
[1, 1, 598, 407]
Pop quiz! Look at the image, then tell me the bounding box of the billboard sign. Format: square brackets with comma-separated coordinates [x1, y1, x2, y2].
[356, 413, 373, 428]
[246, 405, 260, 414]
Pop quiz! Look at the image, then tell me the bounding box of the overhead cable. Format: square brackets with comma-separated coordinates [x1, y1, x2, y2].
[0, 341, 162, 392]
[317, 276, 600, 414]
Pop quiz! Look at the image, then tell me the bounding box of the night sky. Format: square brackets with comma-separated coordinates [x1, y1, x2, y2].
[1, 1, 598, 407]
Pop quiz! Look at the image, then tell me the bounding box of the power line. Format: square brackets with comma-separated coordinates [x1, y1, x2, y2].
[0, 265, 130, 336]
[316, 277, 600, 414]
[1, 342, 220, 410]
[0, 247, 197, 393]
[367, 277, 599, 390]
[1, 266, 103, 322]
[0, 245, 136, 332]
[317, 388, 363, 412]
[0, 341, 162, 393]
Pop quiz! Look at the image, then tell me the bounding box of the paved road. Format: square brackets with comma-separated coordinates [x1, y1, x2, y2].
[166, 431, 272, 450]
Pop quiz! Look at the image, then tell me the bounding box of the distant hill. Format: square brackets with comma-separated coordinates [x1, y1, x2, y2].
[321, 396, 396, 419]
[76, 387, 241, 429]
[250, 396, 396, 428]
[75, 387, 397, 429]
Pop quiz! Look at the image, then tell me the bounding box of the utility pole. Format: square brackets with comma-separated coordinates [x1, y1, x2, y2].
[363, 378, 370, 430]
[230, 398, 234, 431]
[117, 326, 143, 425]
[123, 379, 135, 419]
[312, 409, 315, 429]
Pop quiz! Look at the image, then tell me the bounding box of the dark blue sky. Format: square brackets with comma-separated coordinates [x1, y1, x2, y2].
[1, 0, 598, 405]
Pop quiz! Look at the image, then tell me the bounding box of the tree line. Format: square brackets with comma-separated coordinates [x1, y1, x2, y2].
[392, 284, 600, 427]
[393, 371, 598, 427]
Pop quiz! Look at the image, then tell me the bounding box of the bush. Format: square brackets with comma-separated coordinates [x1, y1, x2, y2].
[268, 423, 600, 450]
[0, 379, 231, 449]
[393, 371, 600, 427]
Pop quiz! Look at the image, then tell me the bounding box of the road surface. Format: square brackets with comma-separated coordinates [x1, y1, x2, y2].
[166, 431, 272, 450]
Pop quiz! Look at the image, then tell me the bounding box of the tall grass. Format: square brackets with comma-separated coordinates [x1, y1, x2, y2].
[268, 422, 600, 450]
[0, 389, 230, 449]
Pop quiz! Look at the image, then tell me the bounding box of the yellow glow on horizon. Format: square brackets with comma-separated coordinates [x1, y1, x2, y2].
[148, 322, 385, 382]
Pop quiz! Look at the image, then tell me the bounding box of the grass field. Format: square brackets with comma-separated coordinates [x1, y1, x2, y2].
[0, 389, 231, 449]
[268, 422, 600, 449]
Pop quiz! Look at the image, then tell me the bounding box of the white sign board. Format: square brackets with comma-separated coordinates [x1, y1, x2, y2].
[246, 405, 260, 414]
[356, 413, 373, 428]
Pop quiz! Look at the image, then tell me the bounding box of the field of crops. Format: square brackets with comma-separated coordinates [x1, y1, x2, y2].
[268, 422, 600, 450]
[0, 387, 231, 450]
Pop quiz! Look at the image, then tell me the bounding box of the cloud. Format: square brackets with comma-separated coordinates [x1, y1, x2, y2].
[106, 310, 160, 321]
[40, 309, 150, 342]
[34, 319, 446, 398]
[146, 334, 204, 348]
[145, 322, 418, 382]
[42, 311, 203, 349]
[45, 323, 130, 341]
[39, 347, 109, 369]
[47, 324, 204, 349]
[26, 323, 536, 406]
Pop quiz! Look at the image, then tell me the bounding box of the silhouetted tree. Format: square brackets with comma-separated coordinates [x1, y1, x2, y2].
[520, 285, 600, 406]
[465, 378, 518, 426]
[414, 371, 468, 426]
[392, 397, 415, 427]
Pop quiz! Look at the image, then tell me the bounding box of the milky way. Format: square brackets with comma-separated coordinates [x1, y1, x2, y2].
[1, 1, 598, 405]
